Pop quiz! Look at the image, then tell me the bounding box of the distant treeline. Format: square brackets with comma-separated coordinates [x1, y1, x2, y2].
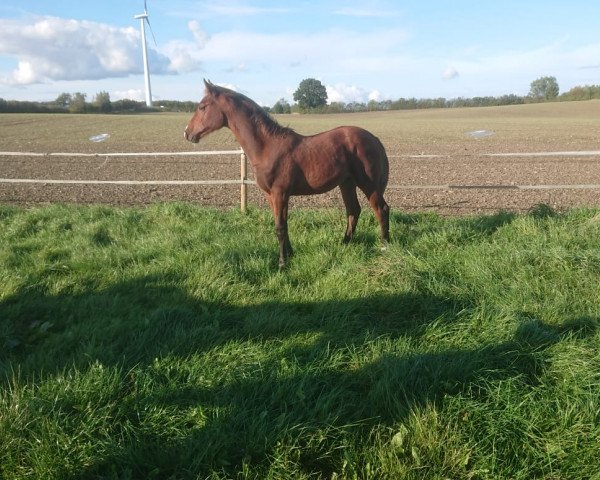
[272, 84, 600, 114]
[0, 94, 196, 114]
[2, 84, 600, 115]
[318, 94, 526, 114]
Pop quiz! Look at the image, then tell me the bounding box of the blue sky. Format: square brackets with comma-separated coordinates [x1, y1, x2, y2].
[1, 1, 599, 106]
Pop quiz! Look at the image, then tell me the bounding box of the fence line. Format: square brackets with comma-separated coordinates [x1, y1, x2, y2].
[0, 150, 243, 157]
[0, 178, 255, 186]
[0, 149, 251, 212]
[4, 149, 600, 210]
[3, 178, 600, 190]
[388, 150, 600, 159]
[3, 149, 600, 159]
[386, 184, 600, 190]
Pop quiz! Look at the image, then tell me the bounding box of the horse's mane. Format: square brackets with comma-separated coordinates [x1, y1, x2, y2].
[211, 84, 294, 138]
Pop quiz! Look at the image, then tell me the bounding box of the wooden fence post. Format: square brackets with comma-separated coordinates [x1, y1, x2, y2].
[240, 152, 247, 212]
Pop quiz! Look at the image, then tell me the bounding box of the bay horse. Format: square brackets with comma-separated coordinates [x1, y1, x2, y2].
[184, 80, 390, 268]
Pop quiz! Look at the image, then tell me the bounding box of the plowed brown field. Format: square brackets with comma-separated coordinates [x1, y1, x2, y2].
[2, 100, 600, 215]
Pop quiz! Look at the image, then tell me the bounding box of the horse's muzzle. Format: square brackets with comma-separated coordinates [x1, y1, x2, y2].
[184, 126, 204, 143]
[184, 129, 199, 143]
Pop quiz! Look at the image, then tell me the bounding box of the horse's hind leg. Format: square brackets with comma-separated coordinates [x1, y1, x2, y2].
[339, 180, 361, 244]
[367, 190, 390, 243]
[268, 191, 293, 269]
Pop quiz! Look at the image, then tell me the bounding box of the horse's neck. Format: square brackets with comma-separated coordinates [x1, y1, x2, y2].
[225, 110, 267, 161]
[223, 102, 289, 164]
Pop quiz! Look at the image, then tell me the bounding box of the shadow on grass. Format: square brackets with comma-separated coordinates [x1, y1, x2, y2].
[1, 275, 458, 378]
[1, 272, 597, 478]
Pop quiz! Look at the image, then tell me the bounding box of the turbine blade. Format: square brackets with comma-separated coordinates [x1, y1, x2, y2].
[144, 0, 148, 13]
[146, 17, 157, 47]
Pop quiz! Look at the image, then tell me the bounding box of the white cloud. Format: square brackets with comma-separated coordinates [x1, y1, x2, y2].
[0, 16, 190, 85]
[113, 89, 145, 101]
[368, 90, 382, 101]
[442, 66, 459, 80]
[188, 20, 208, 47]
[326, 84, 384, 104]
[327, 84, 364, 103]
[161, 40, 202, 73]
[10, 60, 37, 84]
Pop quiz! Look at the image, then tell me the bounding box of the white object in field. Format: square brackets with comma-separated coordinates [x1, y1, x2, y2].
[89, 133, 110, 142]
[467, 130, 495, 139]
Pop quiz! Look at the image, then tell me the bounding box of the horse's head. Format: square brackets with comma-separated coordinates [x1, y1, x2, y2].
[184, 79, 228, 143]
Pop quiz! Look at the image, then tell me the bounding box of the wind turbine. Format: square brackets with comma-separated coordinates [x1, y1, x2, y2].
[134, 0, 156, 107]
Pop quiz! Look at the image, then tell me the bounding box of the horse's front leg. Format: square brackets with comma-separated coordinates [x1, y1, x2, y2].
[269, 191, 293, 269]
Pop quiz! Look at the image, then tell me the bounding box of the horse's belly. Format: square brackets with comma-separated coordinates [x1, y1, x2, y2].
[290, 156, 347, 195]
[292, 179, 339, 195]
[293, 169, 345, 195]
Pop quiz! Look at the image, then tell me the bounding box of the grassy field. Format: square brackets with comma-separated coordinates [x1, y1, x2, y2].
[1, 99, 600, 155]
[1, 202, 599, 479]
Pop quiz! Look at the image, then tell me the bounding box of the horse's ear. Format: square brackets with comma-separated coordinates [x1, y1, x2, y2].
[204, 79, 216, 96]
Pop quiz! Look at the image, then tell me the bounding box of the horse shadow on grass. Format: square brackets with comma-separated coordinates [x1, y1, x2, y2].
[1, 274, 460, 380]
[113, 312, 594, 479]
[1, 271, 597, 479]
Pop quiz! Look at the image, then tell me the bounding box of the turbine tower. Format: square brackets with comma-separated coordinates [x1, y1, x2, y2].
[134, 1, 155, 107]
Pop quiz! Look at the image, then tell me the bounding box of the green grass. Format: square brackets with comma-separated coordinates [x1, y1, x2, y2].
[1, 203, 599, 479]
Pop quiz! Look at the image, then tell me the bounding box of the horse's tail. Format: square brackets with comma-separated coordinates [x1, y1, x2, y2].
[376, 135, 389, 192]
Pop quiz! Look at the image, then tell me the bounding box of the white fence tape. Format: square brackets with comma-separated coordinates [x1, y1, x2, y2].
[2, 149, 600, 190]
[0, 150, 243, 157]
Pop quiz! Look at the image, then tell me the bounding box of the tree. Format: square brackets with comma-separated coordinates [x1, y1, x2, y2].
[69, 92, 87, 113]
[55, 93, 72, 109]
[528, 76, 559, 101]
[272, 98, 291, 114]
[561, 85, 600, 101]
[293, 78, 327, 111]
[93, 91, 112, 113]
